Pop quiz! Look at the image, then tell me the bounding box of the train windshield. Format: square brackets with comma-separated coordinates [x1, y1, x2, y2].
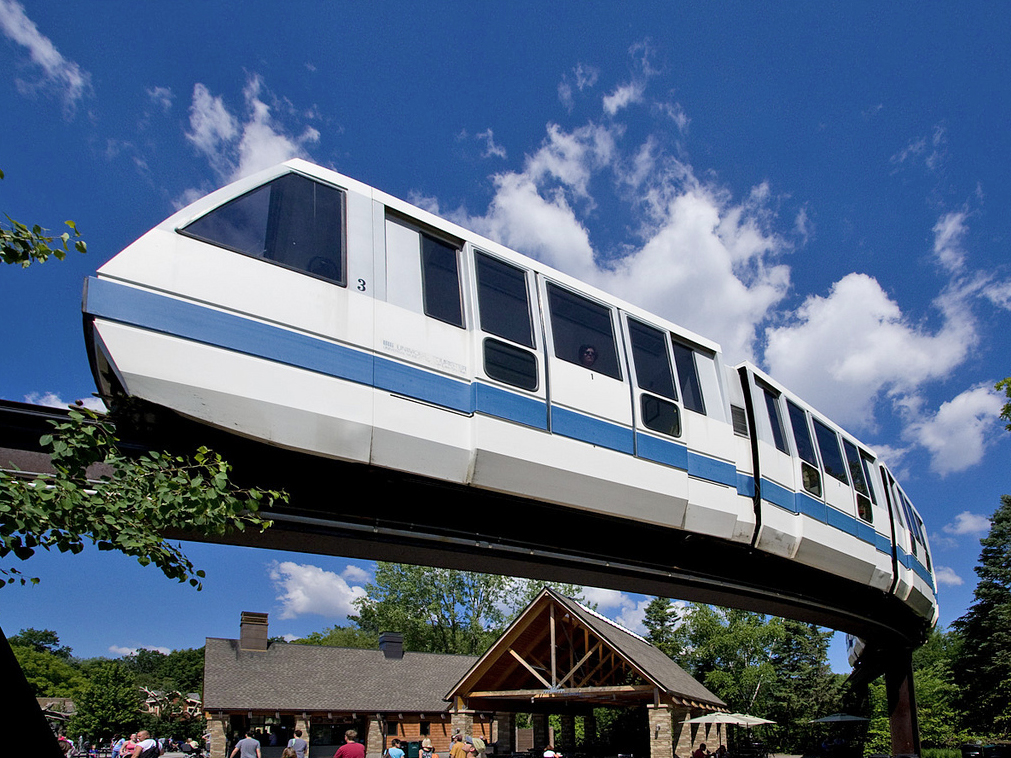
[182, 172, 345, 285]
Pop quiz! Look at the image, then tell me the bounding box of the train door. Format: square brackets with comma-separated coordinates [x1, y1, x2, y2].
[467, 249, 550, 495]
[370, 211, 474, 483]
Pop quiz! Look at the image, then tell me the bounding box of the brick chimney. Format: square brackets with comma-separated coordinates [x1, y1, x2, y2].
[239, 612, 269, 651]
[378, 631, 404, 659]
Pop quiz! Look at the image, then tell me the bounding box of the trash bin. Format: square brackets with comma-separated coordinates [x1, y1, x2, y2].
[407, 741, 422, 758]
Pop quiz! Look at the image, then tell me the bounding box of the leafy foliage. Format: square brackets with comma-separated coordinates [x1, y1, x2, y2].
[1, 169, 86, 266]
[0, 407, 282, 588]
[9, 627, 73, 658]
[67, 661, 142, 740]
[294, 625, 377, 649]
[998, 377, 1011, 432]
[952, 494, 1011, 738]
[121, 647, 205, 694]
[11, 642, 89, 698]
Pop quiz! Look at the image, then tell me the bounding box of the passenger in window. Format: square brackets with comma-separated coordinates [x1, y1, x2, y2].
[579, 345, 598, 368]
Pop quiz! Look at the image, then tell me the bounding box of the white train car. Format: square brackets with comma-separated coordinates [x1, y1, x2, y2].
[82, 159, 937, 628]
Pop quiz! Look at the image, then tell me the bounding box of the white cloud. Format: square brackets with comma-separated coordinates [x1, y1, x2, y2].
[943, 510, 991, 535]
[23, 391, 106, 412]
[269, 561, 368, 620]
[476, 128, 507, 160]
[578, 587, 654, 636]
[109, 644, 171, 657]
[764, 273, 976, 428]
[934, 566, 964, 587]
[147, 86, 174, 113]
[603, 81, 645, 116]
[933, 210, 968, 273]
[0, 0, 91, 113]
[903, 384, 1004, 475]
[184, 74, 318, 187]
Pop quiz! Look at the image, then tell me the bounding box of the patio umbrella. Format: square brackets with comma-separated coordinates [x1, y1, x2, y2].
[728, 714, 776, 727]
[686, 713, 748, 724]
[809, 713, 868, 723]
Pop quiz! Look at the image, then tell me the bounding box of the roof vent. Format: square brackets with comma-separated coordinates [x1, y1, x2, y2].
[379, 631, 404, 659]
[240, 611, 269, 651]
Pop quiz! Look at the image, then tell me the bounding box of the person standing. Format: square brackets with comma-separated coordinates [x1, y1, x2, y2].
[288, 729, 309, 758]
[449, 735, 467, 758]
[131, 731, 161, 758]
[230, 731, 262, 758]
[334, 729, 365, 758]
[387, 739, 405, 758]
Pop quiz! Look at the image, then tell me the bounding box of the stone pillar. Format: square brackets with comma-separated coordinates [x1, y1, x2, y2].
[207, 714, 228, 758]
[452, 710, 475, 738]
[295, 716, 311, 748]
[581, 713, 597, 750]
[531, 714, 548, 751]
[367, 715, 384, 758]
[493, 712, 515, 753]
[558, 715, 575, 753]
[671, 708, 693, 758]
[648, 703, 674, 758]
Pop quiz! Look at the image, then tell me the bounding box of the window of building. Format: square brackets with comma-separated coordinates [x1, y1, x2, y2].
[547, 283, 621, 380]
[183, 172, 345, 284]
[476, 252, 533, 347]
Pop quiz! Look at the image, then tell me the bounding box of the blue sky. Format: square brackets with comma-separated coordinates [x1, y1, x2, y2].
[2, 2, 1009, 672]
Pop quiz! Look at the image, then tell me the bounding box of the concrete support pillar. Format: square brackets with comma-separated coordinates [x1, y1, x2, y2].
[367, 715, 384, 758]
[648, 703, 674, 758]
[452, 710, 475, 738]
[207, 714, 228, 758]
[493, 712, 515, 753]
[531, 713, 548, 751]
[671, 707, 693, 758]
[558, 714, 575, 753]
[886, 650, 921, 757]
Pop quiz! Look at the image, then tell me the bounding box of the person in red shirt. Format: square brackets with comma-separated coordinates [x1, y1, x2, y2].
[334, 730, 365, 758]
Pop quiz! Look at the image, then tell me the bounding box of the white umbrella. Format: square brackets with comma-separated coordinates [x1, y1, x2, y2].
[686, 713, 746, 725]
[728, 713, 776, 727]
[809, 713, 868, 723]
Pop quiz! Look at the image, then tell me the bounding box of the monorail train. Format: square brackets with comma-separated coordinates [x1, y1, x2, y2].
[82, 159, 938, 631]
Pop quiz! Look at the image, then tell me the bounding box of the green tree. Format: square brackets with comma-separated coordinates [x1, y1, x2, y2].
[67, 661, 141, 740]
[294, 625, 376, 649]
[0, 407, 282, 588]
[11, 643, 88, 698]
[998, 377, 1011, 432]
[121, 647, 204, 694]
[0, 168, 86, 266]
[642, 596, 680, 659]
[952, 494, 1011, 737]
[765, 619, 845, 752]
[9, 627, 73, 658]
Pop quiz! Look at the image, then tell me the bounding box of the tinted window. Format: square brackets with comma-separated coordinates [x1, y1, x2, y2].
[641, 395, 681, 437]
[787, 402, 817, 466]
[421, 234, 463, 327]
[484, 338, 538, 391]
[814, 419, 849, 484]
[628, 319, 677, 400]
[547, 284, 621, 380]
[762, 386, 789, 453]
[476, 253, 533, 347]
[184, 172, 345, 284]
[672, 341, 705, 414]
[860, 453, 878, 505]
[844, 440, 869, 497]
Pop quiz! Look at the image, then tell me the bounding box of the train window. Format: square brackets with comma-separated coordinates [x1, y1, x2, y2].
[762, 386, 789, 453]
[183, 172, 345, 285]
[671, 341, 706, 414]
[814, 419, 849, 485]
[421, 234, 464, 327]
[843, 440, 873, 523]
[641, 395, 682, 437]
[476, 253, 534, 347]
[547, 283, 621, 380]
[860, 452, 878, 505]
[483, 338, 538, 391]
[787, 401, 822, 497]
[628, 319, 677, 401]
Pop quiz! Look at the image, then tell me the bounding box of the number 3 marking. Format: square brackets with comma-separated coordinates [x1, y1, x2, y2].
[357, 278, 367, 292]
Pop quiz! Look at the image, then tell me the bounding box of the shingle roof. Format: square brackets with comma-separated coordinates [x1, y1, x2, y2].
[204, 638, 478, 712]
